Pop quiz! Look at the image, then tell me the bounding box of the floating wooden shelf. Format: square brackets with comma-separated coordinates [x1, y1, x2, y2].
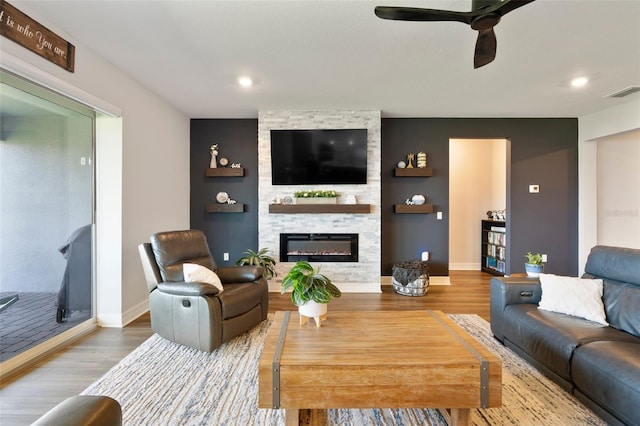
[394, 204, 434, 214]
[205, 167, 245, 177]
[394, 167, 433, 177]
[206, 203, 245, 213]
[269, 204, 371, 214]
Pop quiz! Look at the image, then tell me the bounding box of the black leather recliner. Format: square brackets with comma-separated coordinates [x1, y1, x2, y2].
[138, 230, 268, 352]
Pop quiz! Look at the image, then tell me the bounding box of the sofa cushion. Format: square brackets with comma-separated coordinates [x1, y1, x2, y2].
[217, 282, 263, 319]
[572, 341, 640, 426]
[537, 274, 607, 325]
[585, 276, 640, 338]
[583, 245, 640, 337]
[503, 304, 636, 381]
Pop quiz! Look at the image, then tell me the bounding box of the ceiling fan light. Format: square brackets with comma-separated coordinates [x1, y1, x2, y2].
[571, 77, 589, 88]
[238, 76, 253, 88]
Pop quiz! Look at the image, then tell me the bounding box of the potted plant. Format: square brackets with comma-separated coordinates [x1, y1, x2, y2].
[281, 260, 341, 326]
[524, 251, 544, 277]
[235, 248, 277, 279]
[294, 189, 338, 205]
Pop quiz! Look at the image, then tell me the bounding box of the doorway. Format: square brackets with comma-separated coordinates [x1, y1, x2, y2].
[0, 71, 95, 363]
[449, 138, 508, 271]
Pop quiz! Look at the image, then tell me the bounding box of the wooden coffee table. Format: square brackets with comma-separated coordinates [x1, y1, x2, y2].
[258, 310, 501, 426]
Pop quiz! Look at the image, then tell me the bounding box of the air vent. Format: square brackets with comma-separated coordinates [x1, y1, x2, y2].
[604, 86, 640, 98]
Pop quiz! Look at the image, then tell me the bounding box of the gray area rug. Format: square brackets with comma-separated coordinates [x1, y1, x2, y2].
[82, 314, 606, 425]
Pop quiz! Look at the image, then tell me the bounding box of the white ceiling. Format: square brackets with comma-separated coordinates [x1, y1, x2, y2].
[17, 0, 640, 118]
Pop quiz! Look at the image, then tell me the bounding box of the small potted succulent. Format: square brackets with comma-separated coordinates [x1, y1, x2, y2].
[524, 251, 544, 277]
[281, 261, 341, 326]
[235, 248, 277, 279]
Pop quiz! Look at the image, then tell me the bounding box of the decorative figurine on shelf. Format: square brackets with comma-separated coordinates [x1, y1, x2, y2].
[405, 198, 414, 205]
[227, 199, 237, 205]
[231, 163, 242, 168]
[487, 209, 507, 221]
[406, 153, 415, 168]
[210, 144, 219, 168]
[417, 152, 427, 168]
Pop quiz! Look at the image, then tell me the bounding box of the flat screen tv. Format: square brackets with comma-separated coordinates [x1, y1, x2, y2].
[270, 129, 367, 185]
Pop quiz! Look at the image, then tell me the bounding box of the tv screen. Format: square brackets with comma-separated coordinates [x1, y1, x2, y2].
[270, 129, 368, 185]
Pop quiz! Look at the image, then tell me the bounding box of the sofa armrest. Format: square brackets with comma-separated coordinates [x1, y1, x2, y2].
[32, 395, 122, 426]
[216, 265, 264, 283]
[157, 281, 219, 296]
[490, 276, 542, 342]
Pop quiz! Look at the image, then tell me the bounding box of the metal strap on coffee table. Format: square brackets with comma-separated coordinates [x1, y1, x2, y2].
[271, 310, 290, 408]
[428, 310, 490, 408]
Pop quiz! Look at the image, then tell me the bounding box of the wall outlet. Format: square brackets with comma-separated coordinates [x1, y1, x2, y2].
[421, 251, 429, 261]
[541, 254, 548, 262]
[223, 252, 229, 261]
[436, 211, 443, 220]
[529, 184, 540, 193]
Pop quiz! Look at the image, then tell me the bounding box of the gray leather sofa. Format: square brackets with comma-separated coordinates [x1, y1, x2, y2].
[490, 245, 640, 426]
[139, 230, 268, 352]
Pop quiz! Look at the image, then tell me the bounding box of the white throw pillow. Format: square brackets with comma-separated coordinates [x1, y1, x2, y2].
[538, 273, 607, 325]
[183, 263, 223, 293]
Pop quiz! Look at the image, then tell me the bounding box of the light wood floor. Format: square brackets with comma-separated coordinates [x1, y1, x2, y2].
[0, 270, 492, 425]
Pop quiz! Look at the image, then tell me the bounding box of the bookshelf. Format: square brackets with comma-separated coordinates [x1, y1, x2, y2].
[481, 220, 506, 276]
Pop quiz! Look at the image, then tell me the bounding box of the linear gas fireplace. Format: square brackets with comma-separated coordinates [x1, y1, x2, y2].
[280, 233, 358, 263]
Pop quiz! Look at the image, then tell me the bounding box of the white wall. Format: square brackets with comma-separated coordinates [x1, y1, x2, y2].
[597, 130, 640, 247]
[578, 97, 640, 273]
[1, 2, 190, 326]
[449, 139, 507, 270]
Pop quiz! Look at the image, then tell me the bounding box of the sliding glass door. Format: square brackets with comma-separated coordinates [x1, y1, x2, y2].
[0, 71, 95, 363]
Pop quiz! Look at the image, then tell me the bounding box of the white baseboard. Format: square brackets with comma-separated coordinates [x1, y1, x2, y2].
[98, 299, 149, 328]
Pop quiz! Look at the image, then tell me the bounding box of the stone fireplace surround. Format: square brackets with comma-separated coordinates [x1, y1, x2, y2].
[258, 110, 382, 292]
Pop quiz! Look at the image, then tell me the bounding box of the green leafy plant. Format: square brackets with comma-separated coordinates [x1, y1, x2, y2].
[235, 248, 277, 279]
[294, 190, 338, 198]
[525, 252, 543, 265]
[281, 261, 341, 306]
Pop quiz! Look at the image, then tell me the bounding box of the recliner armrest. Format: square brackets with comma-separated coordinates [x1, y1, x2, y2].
[490, 276, 541, 342]
[157, 281, 219, 296]
[216, 265, 264, 283]
[32, 395, 122, 426]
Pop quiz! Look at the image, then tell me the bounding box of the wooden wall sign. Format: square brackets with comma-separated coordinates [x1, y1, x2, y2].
[0, 0, 75, 72]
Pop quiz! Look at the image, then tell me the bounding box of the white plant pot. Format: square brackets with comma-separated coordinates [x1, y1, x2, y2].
[298, 300, 328, 318]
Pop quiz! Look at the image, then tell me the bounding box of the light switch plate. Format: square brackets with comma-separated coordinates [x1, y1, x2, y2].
[529, 184, 540, 193]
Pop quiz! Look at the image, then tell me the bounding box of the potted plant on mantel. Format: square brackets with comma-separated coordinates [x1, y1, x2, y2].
[235, 248, 277, 279]
[281, 260, 341, 327]
[525, 251, 544, 277]
[294, 189, 338, 205]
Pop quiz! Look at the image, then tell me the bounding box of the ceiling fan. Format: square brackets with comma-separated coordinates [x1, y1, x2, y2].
[375, 0, 536, 68]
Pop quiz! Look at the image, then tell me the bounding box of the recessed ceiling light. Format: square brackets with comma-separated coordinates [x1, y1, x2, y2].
[238, 76, 253, 88]
[571, 77, 589, 88]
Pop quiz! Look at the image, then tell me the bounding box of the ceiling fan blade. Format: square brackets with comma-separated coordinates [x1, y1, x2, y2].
[375, 6, 473, 24]
[474, 28, 497, 68]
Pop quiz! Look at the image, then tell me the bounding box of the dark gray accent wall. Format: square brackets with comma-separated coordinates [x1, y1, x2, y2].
[381, 118, 578, 276]
[190, 119, 259, 266]
[191, 117, 578, 277]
